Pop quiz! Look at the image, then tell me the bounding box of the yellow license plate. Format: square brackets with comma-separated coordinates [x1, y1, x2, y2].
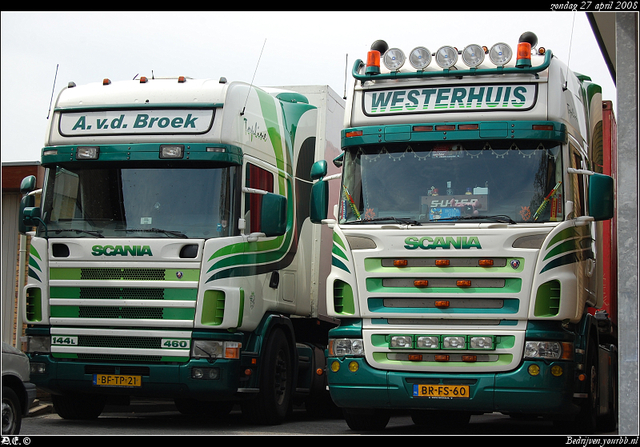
[93, 374, 142, 388]
[413, 384, 469, 398]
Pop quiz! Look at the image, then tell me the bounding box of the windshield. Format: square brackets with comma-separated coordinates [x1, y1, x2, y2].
[40, 164, 240, 239]
[340, 140, 563, 224]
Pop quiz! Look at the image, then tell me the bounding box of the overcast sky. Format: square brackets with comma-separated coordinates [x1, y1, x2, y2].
[1, 11, 617, 163]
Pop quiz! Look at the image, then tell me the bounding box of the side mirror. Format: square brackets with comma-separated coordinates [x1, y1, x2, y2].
[19, 175, 37, 234]
[588, 173, 614, 221]
[310, 160, 327, 180]
[310, 181, 328, 224]
[260, 193, 287, 237]
[309, 161, 328, 224]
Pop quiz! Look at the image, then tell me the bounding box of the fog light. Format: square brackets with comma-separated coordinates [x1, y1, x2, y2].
[331, 361, 340, 372]
[348, 361, 359, 372]
[30, 363, 46, 374]
[551, 365, 563, 377]
[528, 364, 541, 376]
[191, 367, 220, 380]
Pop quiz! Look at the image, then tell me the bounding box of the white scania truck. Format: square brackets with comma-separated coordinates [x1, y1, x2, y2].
[19, 77, 344, 425]
[310, 32, 617, 433]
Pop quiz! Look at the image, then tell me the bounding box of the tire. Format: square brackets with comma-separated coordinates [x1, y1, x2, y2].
[343, 408, 391, 431]
[2, 386, 22, 435]
[52, 393, 107, 420]
[241, 328, 293, 425]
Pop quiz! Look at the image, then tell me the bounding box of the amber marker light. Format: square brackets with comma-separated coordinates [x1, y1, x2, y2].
[394, 259, 409, 267]
[408, 354, 423, 362]
[462, 355, 477, 362]
[434, 300, 450, 309]
[414, 280, 429, 287]
[345, 130, 363, 138]
[435, 355, 450, 362]
[435, 259, 450, 267]
[532, 124, 554, 131]
[457, 280, 472, 287]
[478, 259, 494, 267]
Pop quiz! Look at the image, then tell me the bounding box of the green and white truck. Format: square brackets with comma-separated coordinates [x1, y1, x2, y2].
[19, 77, 344, 424]
[310, 32, 618, 433]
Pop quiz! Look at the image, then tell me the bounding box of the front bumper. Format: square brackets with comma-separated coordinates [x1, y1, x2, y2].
[327, 356, 580, 417]
[28, 354, 250, 401]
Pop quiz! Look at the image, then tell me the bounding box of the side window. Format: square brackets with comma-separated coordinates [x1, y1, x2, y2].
[245, 163, 274, 233]
[570, 146, 585, 217]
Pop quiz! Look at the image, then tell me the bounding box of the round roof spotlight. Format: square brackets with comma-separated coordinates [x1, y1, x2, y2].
[435, 46, 458, 69]
[489, 42, 513, 66]
[409, 46, 432, 70]
[462, 44, 485, 68]
[383, 48, 406, 71]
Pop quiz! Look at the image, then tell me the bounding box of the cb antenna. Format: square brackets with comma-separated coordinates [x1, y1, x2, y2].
[241, 38, 267, 116]
[343, 53, 348, 100]
[46, 64, 59, 119]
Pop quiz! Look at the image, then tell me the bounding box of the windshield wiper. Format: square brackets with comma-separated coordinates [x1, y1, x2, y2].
[347, 217, 422, 226]
[436, 215, 517, 224]
[53, 228, 105, 238]
[121, 228, 188, 238]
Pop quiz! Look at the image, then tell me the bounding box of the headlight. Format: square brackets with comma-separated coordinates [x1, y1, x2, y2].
[25, 336, 50, 354]
[462, 44, 485, 68]
[329, 338, 364, 357]
[435, 46, 458, 69]
[191, 340, 241, 359]
[524, 341, 574, 359]
[443, 336, 466, 349]
[416, 336, 439, 349]
[383, 48, 406, 71]
[489, 42, 513, 66]
[409, 46, 432, 70]
[469, 336, 494, 350]
[390, 335, 413, 349]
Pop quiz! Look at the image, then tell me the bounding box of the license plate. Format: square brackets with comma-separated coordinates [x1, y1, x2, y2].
[413, 384, 469, 398]
[93, 374, 142, 388]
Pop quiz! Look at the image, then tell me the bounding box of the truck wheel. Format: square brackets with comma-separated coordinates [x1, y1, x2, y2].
[2, 386, 22, 435]
[241, 328, 293, 425]
[343, 408, 390, 431]
[52, 393, 107, 420]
